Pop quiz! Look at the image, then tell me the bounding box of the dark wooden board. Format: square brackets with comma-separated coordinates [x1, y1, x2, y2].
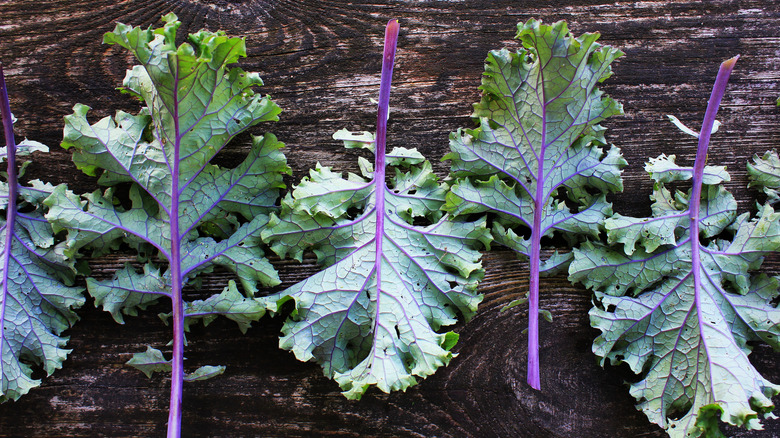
[0, 0, 779, 436]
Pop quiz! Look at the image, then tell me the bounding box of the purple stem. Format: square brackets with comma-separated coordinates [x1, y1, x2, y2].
[168, 70, 184, 438]
[371, 20, 399, 337]
[527, 109, 546, 390]
[689, 56, 738, 351]
[0, 63, 18, 372]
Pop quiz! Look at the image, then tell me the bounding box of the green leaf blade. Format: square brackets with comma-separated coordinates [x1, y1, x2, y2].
[47, 13, 287, 316]
[178, 281, 265, 334]
[266, 170, 489, 398]
[127, 346, 172, 378]
[88, 264, 168, 324]
[184, 365, 225, 382]
[748, 149, 780, 205]
[104, 15, 281, 174]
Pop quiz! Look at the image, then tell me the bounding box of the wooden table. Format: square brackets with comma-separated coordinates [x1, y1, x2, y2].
[0, 1, 778, 436]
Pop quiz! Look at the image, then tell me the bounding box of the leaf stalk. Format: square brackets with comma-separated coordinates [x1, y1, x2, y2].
[527, 110, 546, 390]
[371, 20, 399, 334]
[167, 69, 184, 438]
[689, 56, 737, 367]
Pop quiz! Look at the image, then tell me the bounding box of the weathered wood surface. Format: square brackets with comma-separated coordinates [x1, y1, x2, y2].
[0, 0, 779, 436]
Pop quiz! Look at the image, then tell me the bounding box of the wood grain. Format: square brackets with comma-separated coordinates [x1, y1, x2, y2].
[0, 0, 779, 436]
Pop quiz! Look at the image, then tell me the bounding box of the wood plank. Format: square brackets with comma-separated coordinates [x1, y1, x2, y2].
[0, 1, 778, 436]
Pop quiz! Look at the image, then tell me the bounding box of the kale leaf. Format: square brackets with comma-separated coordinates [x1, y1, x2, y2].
[43, 14, 287, 436]
[570, 57, 780, 437]
[444, 19, 625, 389]
[263, 20, 490, 399]
[0, 63, 84, 402]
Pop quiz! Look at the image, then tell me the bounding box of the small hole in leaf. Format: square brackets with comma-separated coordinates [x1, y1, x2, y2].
[666, 400, 692, 421]
[345, 206, 361, 220]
